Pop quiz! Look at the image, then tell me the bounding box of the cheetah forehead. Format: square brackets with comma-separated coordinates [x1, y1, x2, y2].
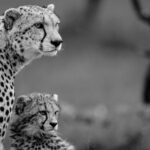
[11, 5, 58, 29]
[27, 93, 60, 111]
[18, 5, 49, 15]
[19, 4, 54, 13]
[30, 93, 58, 102]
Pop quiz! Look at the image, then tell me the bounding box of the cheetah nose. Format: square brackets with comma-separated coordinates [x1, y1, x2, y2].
[51, 40, 63, 47]
[50, 122, 57, 128]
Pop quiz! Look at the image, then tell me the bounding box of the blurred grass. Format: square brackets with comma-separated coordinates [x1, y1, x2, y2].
[1, 0, 150, 149]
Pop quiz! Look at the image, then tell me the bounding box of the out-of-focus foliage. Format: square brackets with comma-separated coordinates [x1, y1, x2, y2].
[59, 101, 150, 150]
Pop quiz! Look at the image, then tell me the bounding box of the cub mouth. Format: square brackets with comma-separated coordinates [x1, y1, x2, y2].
[40, 126, 56, 132]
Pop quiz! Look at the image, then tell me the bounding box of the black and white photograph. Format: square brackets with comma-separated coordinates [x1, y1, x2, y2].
[0, 0, 150, 150]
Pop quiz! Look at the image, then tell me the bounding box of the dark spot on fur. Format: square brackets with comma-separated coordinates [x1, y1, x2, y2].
[6, 61, 10, 65]
[7, 102, 9, 106]
[10, 85, 13, 89]
[2, 131, 5, 136]
[0, 97, 3, 102]
[6, 96, 9, 101]
[7, 116, 10, 122]
[4, 73, 7, 78]
[5, 110, 9, 116]
[1, 75, 4, 80]
[20, 45, 23, 48]
[11, 99, 14, 105]
[17, 40, 21, 43]
[5, 53, 9, 60]
[0, 82, 4, 87]
[6, 79, 9, 83]
[4, 88, 7, 92]
[9, 69, 13, 76]
[20, 49, 24, 53]
[2, 92, 5, 97]
[13, 55, 18, 60]
[10, 91, 13, 97]
[4, 64, 8, 70]
[3, 124, 6, 129]
[5, 85, 8, 90]
[0, 107, 4, 112]
[13, 62, 17, 67]
[0, 116, 3, 123]
[7, 75, 11, 80]
[14, 45, 17, 49]
[0, 61, 3, 66]
[0, 55, 4, 59]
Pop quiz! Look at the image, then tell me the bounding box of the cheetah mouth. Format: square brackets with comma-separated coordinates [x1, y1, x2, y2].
[43, 49, 58, 56]
[44, 49, 58, 53]
[50, 49, 58, 53]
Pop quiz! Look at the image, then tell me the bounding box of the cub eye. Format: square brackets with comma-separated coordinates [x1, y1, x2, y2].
[39, 111, 46, 115]
[55, 111, 59, 115]
[34, 23, 44, 29]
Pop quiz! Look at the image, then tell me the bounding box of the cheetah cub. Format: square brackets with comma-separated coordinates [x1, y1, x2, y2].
[10, 93, 75, 150]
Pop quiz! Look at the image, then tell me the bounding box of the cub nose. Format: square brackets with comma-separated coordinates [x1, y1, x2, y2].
[51, 40, 63, 47]
[50, 122, 57, 128]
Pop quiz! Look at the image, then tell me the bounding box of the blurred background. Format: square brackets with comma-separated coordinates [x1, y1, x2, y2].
[1, 0, 150, 149]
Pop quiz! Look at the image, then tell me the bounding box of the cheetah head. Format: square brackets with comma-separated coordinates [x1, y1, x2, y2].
[3, 4, 62, 61]
[11, 93, 60, 136]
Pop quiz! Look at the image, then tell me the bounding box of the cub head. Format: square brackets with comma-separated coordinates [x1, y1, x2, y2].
[12, 93, 60, 136]
[3, 4, 62, 61]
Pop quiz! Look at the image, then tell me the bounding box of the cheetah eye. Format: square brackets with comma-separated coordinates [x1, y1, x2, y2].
[55, 23, 59, 27]
[55, 23, 59, 29]
[34, 23, 44, 29]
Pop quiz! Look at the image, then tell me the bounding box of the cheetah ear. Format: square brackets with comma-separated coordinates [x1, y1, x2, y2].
[52, 94, 59, 102]
[4, 8, 21, 30]
[15, 95, 29, 115]
[47, 4, 55, 12]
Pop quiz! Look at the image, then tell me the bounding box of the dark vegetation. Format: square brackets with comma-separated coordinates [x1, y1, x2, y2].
[131, 0, 150, 105]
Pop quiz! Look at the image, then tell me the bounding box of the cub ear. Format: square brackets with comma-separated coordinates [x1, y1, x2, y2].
[15, 95, 29, 115]
[52, 94, 59, 102]
[47, 4, 55, 12]
[4, 8, 21, 30]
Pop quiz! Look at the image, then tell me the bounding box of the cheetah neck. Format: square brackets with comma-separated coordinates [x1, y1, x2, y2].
[10, 118, 74, 150]
[11, 129, 61, 148]
[3, 43, 28, 75]
[0, 19, 29, 75]
[11, 129, 74, 150]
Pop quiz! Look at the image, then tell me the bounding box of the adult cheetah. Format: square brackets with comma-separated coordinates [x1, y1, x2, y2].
[10, 93, 75, 150]
[0, 4, 62, 149]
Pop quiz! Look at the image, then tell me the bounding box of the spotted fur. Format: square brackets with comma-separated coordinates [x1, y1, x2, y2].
[10, 93, 75, 150]
[0, 4, 62, 149]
